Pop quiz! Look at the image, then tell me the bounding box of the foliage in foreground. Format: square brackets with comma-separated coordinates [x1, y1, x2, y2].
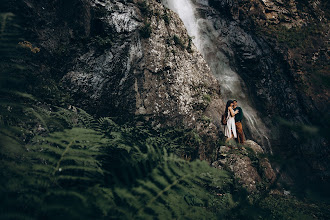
[0, 10, 329, 220]
[1, 106, 329, 220]
[0, 113, 235, 219]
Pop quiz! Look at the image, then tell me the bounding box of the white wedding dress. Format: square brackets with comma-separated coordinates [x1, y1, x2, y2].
[224, 110, 237, 138]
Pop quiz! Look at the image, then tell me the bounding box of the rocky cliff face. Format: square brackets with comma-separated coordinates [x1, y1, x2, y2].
[15, 0, 328, 186]
[201, 0, 328, 128]
[19, 0, 226, 160]
[201, 0, 329, 184]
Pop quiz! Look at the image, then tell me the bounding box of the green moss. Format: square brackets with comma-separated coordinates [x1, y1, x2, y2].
[173, 34, 186, 49]
[257, 24, 323, 49]
[203, 94, 212, 103]
[201, 115, 211, 123]
[258, 194, 326, 219]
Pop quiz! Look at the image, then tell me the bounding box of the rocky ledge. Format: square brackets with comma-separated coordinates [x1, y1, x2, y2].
[212, 140, 276, 192]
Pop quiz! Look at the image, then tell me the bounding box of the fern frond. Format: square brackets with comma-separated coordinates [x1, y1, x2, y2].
[0, 213, 35, 220]
[56, 175, 96, 182]
[57, 165, 104, 175]
[60, 156, 101, 166]
[76, 108, 97, 129]
[30, 153, 58, 165]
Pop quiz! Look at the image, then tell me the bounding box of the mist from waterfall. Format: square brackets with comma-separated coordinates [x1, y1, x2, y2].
[163, 0, 272, 152]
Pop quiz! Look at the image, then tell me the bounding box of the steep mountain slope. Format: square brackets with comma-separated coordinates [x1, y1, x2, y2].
[15, 0, 230, 160]
[1, 0, 329, 219]
[200, 0, 329, 187]
[22, 0, 222, 122]
[206, 0, 329, 136]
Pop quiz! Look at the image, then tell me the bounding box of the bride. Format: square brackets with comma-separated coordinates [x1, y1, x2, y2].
[224, 100, 239, 141]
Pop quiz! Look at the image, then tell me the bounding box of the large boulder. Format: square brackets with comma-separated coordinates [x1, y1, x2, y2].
[212, 140, 276, 192]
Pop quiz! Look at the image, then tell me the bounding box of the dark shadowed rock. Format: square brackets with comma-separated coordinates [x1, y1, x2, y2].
[19, 0, 226, 160]
[196, 0, 329, 184]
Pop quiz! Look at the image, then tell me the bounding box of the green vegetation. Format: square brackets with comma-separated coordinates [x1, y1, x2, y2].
[257, 22, 329, 122]
[173, 34, 194, 53]
[173, 34, 186, 49]
[0, 14, 235, 217]
[0, 115, 236, 219]
[1, 10, 330, 220]
[257, 24, 323, 49]
[203, 94, 212, 103]
[201, 115, 212, 123]
[226, 193, 330, 220]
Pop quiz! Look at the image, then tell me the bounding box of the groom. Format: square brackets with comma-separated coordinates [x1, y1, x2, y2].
[233, 100, 245, 144]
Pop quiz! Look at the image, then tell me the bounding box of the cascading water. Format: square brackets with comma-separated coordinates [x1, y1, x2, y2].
[163, 0, 272, 153]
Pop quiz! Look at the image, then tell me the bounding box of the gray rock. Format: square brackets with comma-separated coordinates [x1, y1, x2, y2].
[213, 142, 276, 192]
[59, 0, 225, 135]
[244, 140, 264, 155]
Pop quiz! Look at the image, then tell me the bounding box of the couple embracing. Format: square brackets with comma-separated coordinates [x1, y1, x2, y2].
[223, 100, 245, 144]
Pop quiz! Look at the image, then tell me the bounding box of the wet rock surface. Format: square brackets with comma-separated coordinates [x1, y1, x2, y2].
[196, 1, 307, 123]
[195, 0, 329, 182]
[205, 0, 329, 128]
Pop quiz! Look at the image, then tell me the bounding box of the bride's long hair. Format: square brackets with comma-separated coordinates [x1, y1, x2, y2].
[225, 100, 233, 117]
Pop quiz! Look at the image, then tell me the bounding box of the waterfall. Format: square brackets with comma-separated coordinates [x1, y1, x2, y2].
[163, 0, 272, 153]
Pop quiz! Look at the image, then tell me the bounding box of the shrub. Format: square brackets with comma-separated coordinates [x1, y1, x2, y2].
[173, 34, 185, 49]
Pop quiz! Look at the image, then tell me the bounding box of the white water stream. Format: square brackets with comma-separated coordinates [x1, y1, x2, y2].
[163, 0, 272, 152]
